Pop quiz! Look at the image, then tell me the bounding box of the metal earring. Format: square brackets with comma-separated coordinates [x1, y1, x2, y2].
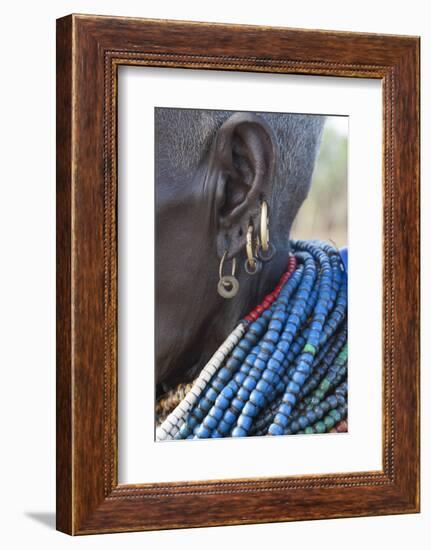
[217, 251, 240, 299]
[257, 200, 276, 262]
[244, 224, 262, 275]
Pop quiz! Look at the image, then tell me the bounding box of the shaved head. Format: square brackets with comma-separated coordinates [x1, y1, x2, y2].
[155, 107, 325, 388]
[155, 108, 324, 247]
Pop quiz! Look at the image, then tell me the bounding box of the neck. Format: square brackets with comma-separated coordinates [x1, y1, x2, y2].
[174, 244, 291, 387]
[156, 240, 348, 440]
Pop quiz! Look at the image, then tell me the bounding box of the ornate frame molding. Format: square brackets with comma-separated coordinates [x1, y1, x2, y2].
[57, 14, 419, 534]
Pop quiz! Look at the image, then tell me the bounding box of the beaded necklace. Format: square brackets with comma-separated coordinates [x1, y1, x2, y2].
[156, 240, 348, 441]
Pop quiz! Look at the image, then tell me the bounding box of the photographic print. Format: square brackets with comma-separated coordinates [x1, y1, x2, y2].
[155, 108, 348, 441]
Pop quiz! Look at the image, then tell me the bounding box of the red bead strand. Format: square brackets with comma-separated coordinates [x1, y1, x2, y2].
[329, 420, 348, 433]
[244, 255, 297, 322]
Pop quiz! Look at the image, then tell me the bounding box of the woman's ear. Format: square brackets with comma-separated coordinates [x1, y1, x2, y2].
[211, 112, 277, 259]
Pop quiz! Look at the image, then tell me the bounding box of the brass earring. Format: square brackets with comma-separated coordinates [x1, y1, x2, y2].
[244, 224, 262, 275]
[217, 251, 240, 299]
[258, 200, 276, 262]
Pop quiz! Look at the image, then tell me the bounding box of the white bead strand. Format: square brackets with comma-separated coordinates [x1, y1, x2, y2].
[156, 322, 247, 441]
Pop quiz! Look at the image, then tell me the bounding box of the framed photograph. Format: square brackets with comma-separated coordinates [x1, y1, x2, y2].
[56, 14, 420, 534]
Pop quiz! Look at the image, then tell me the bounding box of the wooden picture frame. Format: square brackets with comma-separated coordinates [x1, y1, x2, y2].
[56, 14, 420, 535]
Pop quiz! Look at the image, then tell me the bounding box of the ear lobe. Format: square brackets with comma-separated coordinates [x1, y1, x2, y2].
[213, 112, 277, 258]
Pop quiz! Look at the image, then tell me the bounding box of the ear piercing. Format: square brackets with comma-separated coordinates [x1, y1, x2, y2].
[257, 200, 276, 262]
[244, 224, 262, 275]
[217, 201, 276, 298]
[245, 200, 276, 273]
[217, 251, 240, 299]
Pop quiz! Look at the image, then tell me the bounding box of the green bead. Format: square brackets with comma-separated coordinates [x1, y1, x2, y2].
[305, 426, 314, 434]
[303, 343, 316, 355]
[338, 347, 348, 362]
[319, 379, 331, 392]
[329, 409, 342, 422]
[324, 416, 335, 429]
[315, 421, 326, 433]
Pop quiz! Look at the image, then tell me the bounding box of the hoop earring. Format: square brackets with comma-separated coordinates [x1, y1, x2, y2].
[244, 224, 262, 275]
[258, 200, 276, 262]
[218, 251, 240, 299]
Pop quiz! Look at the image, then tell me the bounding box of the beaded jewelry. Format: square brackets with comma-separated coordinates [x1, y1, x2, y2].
[157, 240, 348, 441]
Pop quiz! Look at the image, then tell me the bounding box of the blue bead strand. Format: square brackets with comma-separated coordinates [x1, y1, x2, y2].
[250, 326, 347, 436]
[284, 382, 347, 435]
[267, 243, 336, 435]
[230, 252, 321, 437]
[193, 258, 312, 438]
[171, 240, 348, 440]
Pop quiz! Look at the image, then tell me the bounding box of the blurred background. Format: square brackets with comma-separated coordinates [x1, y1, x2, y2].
[290, 116, 348, 248]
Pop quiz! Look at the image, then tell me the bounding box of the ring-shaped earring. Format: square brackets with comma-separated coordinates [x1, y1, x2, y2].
[217, 250, 239, 299]
[245, 225, 262, 275]
[257, 200, 277, 262]
[260, 200, 269, 252]
[258, 241, 276, 262]
[244, 257, 262, 275]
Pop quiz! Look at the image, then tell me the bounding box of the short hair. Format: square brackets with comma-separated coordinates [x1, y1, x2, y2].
[155, 108, 325, 245]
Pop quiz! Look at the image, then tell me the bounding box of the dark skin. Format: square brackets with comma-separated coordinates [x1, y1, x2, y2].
[156, 113, 315, 394]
